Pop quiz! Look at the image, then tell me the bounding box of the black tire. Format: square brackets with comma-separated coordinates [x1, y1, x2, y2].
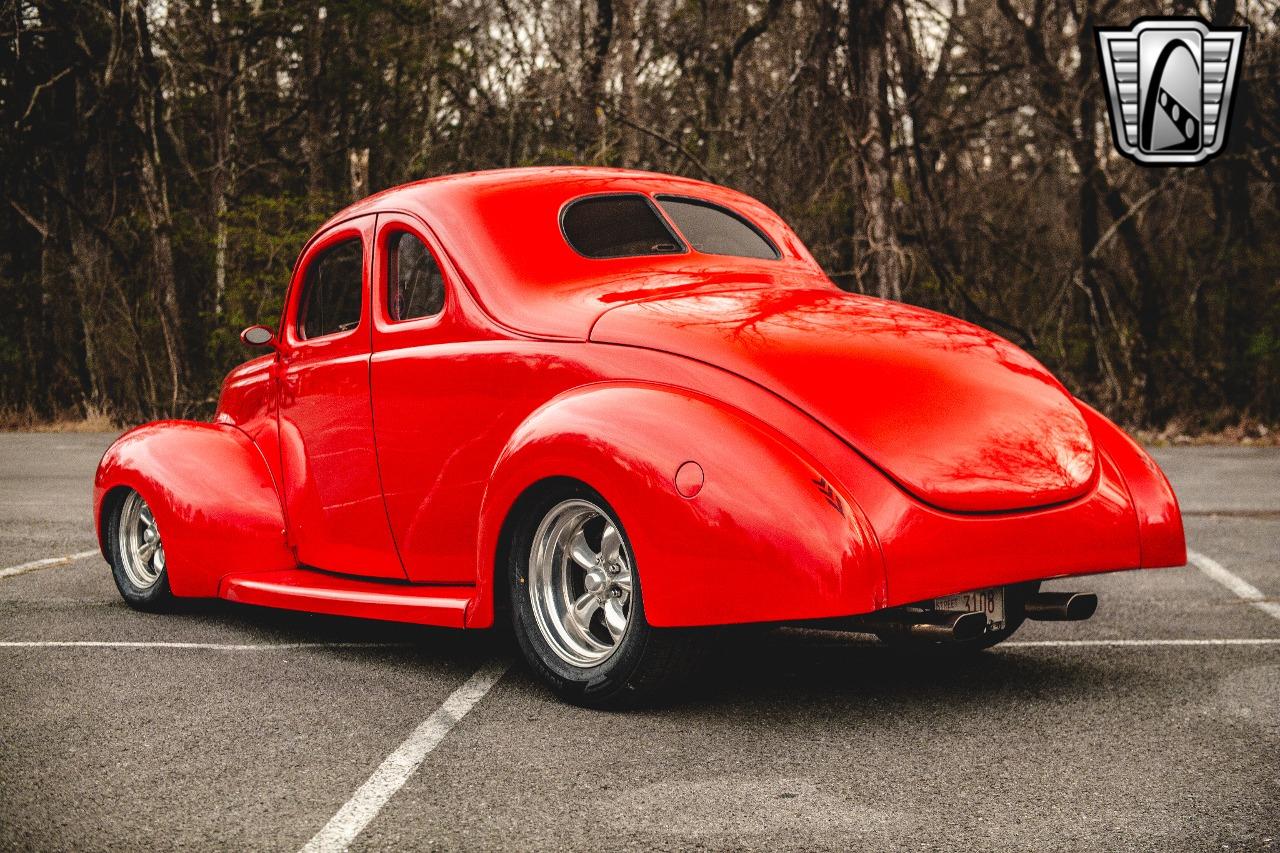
[506, 481, 704, 709]
[105, 488, 176, 612]
[875, 581, 1039, 652]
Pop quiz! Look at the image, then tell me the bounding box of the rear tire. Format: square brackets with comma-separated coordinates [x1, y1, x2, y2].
[106, 488, 176, 612]
[507, 481, 703, 709]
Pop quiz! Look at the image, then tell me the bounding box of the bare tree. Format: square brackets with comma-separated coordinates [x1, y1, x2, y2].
[1, 0, 1278, 429]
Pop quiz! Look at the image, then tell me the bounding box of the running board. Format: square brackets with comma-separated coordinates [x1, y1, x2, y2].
[219, 569, 472, 628]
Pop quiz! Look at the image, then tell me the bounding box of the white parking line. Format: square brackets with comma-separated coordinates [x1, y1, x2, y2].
[300, 659, 510, 853]
[0, 641, 408, 650]
[793, 632, 1280, 649]
[1005, 638, 1280, 647]
[1189, 549, 1280, 621]
[0, 550, 99, 579]
[2, 638, 1277, 652]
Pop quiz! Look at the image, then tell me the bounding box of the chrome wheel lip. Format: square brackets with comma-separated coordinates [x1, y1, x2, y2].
[527, 498, 634, 668]
[118, 490, 165, 592]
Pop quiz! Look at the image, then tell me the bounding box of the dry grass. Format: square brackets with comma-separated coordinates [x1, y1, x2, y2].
[1134, 420, 1279, 447]
[0, 407, 119, 433]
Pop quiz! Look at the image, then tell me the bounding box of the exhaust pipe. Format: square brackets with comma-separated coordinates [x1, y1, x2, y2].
[910, 609, 988, 641]
[860, 609, 988, 642]
[1024, 591, 1097, 621]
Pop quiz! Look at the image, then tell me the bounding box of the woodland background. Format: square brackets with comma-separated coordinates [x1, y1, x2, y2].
[1, 0, 1278, 431]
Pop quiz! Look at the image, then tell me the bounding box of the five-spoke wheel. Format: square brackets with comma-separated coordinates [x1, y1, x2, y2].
[106, 488, 174, 610]
[528, 499, 634, 666]
[118, 490, 166, 590]
[508, 481, 703, 708]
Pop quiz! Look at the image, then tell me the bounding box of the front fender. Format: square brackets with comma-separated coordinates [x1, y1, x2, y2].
[472, 383, 885, 628]
[1076, 402, 1185, 568]
[94, 421, 294, 597]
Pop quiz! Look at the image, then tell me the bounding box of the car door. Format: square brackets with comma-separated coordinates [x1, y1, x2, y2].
[368, 212, 603, 584]
[276, 215, 406, 579]
[367, 212, 479, 584]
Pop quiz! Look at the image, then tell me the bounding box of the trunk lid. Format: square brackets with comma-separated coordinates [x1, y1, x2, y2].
[590, 287, 1096, 513]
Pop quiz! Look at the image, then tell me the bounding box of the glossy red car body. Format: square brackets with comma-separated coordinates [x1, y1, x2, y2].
[93, 167, 1185, 630]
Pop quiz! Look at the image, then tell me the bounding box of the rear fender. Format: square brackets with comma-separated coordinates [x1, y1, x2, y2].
[471, 383, 884, 628]
[1076, 402, 1185, 568]
[94, 421, 294, 597]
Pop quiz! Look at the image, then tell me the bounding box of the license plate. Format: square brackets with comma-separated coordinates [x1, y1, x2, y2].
[934, 587, 1005, 630]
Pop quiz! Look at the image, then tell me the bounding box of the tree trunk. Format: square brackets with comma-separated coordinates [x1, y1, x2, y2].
[846, 0, 901, 300]
[349, 147, 370, 199]
[131, 0, 185, 414]
[1073, 1, 1106, 393]
[302, 4, 325, 210]
[211, 0, 236, 318]
[580, 0, 613, 159]
[616, 0, 638, 164]
[1210, 0, 1256, 415]
[65, 210, 106, 413]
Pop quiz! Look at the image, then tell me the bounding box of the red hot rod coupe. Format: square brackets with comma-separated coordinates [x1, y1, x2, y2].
[95, 167, 1184, 707]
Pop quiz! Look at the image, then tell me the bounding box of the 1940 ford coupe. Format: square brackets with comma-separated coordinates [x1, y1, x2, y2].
[94, 167, 1184, 707]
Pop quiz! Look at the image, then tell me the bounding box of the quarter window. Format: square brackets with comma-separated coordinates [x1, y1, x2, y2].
[562, 194, 685, 259]
[656, 196, 779, 260]
[387, 231, 445, 321]
[297, 238, 364, 339]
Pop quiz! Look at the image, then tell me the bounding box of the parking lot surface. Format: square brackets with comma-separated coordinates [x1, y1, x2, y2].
[0, 433, 1277, 851]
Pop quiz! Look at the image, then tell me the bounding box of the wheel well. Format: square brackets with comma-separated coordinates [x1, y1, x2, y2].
[492, 476, 588, 617]
[97, 485, 132, 558]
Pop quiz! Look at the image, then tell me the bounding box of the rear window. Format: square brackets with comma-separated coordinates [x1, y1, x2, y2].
[561, 194, 685, 259]
[656, 196, 779, 260]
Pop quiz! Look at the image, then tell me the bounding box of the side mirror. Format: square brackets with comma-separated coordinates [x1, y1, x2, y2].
[240, 325, 276, 348]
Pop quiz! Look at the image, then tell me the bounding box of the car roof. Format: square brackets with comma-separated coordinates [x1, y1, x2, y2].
[315, 167, 828, 340]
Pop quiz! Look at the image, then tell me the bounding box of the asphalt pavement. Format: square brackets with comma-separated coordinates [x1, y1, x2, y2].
[0, 433, 1276, 851]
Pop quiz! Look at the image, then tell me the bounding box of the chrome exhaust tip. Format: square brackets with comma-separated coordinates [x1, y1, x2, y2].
[909, 609, 988, 642]
[1024, 591, 1098, 621]
[856, 608, 988, 642]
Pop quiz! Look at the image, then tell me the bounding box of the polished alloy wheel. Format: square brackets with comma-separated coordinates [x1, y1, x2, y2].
[117, 490, 165, 591]
[527, 499, 634, 667]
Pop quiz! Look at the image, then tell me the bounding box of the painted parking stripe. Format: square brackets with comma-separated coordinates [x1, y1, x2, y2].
[0, 638, 1277, 652]
[1189, 549, 1280, 621]
[792, 633, 1280, 649]
[300, 659, 510, 853]
[0, 550, 99, 580]
[1005, 638, 1280, 647]
[0, 641, 408, 650]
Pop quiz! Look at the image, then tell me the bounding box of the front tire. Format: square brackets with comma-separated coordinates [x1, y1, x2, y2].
[507, 482, 702, 709]
[106, 489, 175, 611]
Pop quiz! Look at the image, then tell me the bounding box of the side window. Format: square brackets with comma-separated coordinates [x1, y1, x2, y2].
[561, 194, 685, 259]
[298, 238, 364, 339]
[387, 231, 445, 321]
[655, 196, 780, 260]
